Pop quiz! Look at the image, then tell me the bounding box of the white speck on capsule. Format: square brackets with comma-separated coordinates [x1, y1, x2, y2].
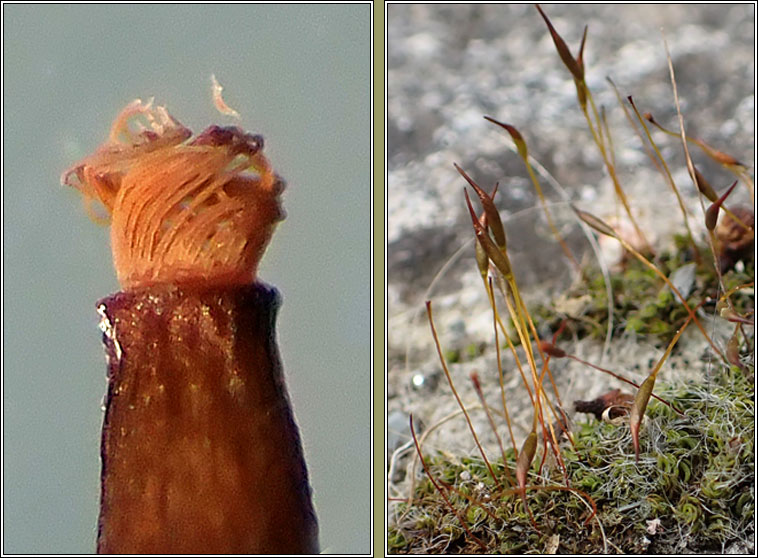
[97, 303, 122, 362]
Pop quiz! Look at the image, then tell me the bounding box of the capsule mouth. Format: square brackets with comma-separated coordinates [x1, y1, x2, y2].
[63, 100, 284, 290]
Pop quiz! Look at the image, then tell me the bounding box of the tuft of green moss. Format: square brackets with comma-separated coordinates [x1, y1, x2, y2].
[389, 364, 754, 554]
[530, 241, 754, 345]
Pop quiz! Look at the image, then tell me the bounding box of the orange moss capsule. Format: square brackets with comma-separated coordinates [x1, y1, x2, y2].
[64, 99, 317, 554]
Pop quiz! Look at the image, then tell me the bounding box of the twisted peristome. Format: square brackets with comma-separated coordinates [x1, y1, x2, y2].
[63, 100, 285, 290]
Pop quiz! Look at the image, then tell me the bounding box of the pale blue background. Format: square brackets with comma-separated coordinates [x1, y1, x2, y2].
[3, 3, 371, 554]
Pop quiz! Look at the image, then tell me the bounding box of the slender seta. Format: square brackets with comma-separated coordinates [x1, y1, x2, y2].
[63, 99, 318, 554]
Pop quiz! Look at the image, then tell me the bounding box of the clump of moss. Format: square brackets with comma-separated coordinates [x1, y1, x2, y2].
[530, 237, 754, 344]
[389, 364, 754, 554]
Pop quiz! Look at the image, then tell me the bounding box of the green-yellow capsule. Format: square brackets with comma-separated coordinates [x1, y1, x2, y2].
[515, 431, 540, 532]
[630, 372, 657, 462]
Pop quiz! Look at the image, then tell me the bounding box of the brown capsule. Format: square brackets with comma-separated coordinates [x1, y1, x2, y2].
[475, 237, 490, 280]
[693, 167, 719, 203]
[473, 183, 500, 281]
[516, 431, 537, 488]
[630, 373, 657, 462]
[96, 286, 318, 554]
[464, 190, 513, 278]
[516, 431, 540, 532]
[484, 116, 529, 161]
[455, 163, 507, 251]
[535, 4, 584, 81]
[705, 180, 738, 231]
[716, 205, 754, 272]
[65, 98, 315, 554]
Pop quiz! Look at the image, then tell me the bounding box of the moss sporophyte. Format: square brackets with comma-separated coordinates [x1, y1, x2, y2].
[65, 89, 318, 553]
[388, 5, 754, 554]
